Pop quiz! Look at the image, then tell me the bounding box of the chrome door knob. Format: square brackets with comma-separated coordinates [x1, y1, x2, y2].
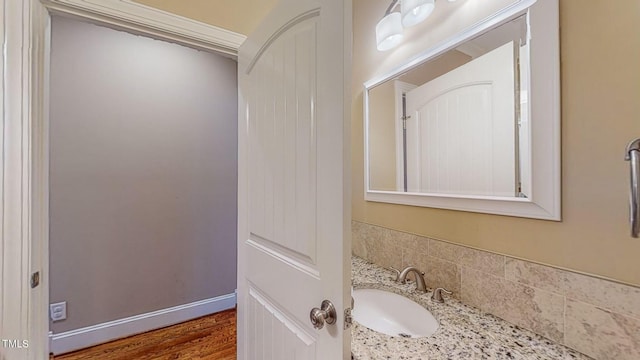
[310, 300, 336, 330]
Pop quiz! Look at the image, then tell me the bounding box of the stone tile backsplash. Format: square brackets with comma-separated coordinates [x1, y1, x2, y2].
[565, 299, 640, 359]
[351, 220, 640, 360]
[430, 239, 505, 277]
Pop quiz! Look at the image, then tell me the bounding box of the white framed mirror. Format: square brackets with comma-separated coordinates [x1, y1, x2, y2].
[364, 0, 560, 220]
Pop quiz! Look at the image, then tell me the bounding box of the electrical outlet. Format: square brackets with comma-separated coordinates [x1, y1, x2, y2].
[50, 302, 67, 322]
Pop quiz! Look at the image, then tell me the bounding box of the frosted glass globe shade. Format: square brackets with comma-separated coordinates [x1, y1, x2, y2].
[401, 0, 435, 27]
[376, 12, 403, 51]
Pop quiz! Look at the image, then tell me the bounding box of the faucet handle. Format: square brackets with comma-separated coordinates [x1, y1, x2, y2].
[389, 267, 401, 282]
[431, 287, 452, 303]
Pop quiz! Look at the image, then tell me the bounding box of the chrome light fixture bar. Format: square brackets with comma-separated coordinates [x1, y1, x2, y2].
[376, 0, 457, 51]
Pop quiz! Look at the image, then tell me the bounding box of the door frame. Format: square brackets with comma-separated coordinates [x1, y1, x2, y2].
[1, 1, 244, 358]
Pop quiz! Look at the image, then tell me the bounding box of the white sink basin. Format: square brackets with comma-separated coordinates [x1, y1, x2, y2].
[352, 288, 439, 338]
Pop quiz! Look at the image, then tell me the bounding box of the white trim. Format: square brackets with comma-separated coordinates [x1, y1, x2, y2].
[43, 0, 246, 57]
[1, 1, 244, 358]
[1, 1, 51, 359]
[30, 3, 53, 358]
[50, 293, 237, 355]
[363, 0, 561, 221]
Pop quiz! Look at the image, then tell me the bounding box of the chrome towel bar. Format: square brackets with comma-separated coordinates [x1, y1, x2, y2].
[625, 138, 640, 238]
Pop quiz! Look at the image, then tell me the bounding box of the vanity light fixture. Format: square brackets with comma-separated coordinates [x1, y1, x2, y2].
[401, 0, 435, 27]
[376, 0, 457, 51]
[376, 2, 404, 51]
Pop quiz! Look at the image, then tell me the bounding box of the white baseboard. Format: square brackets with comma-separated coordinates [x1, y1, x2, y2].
[50, 292, 236, 355]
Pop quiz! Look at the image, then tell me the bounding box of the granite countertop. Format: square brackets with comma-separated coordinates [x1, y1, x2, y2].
[351, 256, 592, 360]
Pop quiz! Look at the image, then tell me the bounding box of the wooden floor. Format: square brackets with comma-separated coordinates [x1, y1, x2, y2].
[52, 309, 236, 360]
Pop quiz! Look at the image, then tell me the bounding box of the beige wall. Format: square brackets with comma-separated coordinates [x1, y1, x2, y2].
[352, 0, 640, 286]
[133, 0, 277, 35]
[368, 80, 398, 191]
[49, 17, 238, 333]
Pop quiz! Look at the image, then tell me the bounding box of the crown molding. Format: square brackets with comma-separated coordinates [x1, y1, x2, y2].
[42, 0, 247, 57]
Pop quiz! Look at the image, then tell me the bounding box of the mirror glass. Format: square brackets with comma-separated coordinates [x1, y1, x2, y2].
[367, 15, 530, 198]
[364, 0, 560, 220]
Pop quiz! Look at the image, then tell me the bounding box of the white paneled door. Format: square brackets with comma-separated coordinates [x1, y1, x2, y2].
[237, 0, 351, 359]
[406, 41, 516, 197]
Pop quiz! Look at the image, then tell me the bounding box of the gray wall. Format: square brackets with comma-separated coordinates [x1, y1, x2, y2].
[49, 16, 237, 333]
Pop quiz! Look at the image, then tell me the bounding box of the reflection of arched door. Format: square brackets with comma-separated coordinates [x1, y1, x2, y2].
[405, 41, 516, 197]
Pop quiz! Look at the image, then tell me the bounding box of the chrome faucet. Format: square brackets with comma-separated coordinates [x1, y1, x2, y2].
[397, 266, 427, 292]
[431, 287, 452, 303]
